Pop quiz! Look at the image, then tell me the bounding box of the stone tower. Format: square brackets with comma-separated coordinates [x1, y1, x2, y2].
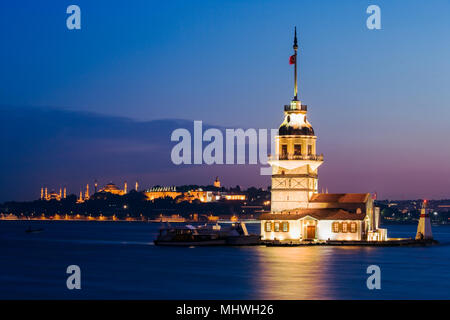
[268, 28, 323, 212]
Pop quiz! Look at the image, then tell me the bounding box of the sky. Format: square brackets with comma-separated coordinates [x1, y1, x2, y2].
[1, 0, 450, 201]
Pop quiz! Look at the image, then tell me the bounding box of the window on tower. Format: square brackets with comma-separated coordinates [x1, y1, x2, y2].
[281, 145, 288, 159]
[308, 145, 312, 155]
[294, 144, 301, 156]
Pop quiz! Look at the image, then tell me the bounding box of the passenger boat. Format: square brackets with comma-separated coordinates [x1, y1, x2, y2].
[25, 227, 44, 233]
[154, 222, 261, 246]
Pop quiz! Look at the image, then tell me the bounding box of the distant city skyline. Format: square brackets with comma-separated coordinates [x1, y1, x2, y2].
[1, 0, 450, 201]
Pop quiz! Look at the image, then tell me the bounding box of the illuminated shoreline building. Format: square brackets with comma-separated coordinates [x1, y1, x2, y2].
[100, 182, 128, 195]
[76, 181, 129, 202]
[40, 187, 66, 201]
[144, 187, 216, 203]
[145, 186, 182, 201]
[213, 177, 221, 188]
[144, 178, 245, 203]
[260, 29, 386, 242]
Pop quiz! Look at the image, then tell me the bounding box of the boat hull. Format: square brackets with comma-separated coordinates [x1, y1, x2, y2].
[225, 235, 261, 245]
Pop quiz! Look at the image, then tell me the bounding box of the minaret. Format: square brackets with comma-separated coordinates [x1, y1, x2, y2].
[78, 190, 83, 203]
[416, 200, 433, 240]
[85, 184, 89, 200]
[268, 28, 324, 212]
[213, 177, 221, 188]
[40, 187, 44, 200]
[135, 181, 139, 191]
[45, 187, 48, 200]
[124, 181, 127, 194]
[59, 188, 62, 198]
[63, 187, 67, 199]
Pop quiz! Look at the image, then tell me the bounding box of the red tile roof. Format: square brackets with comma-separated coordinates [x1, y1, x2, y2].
[309, 193, 370, 203]
[260, 208, 365, 221]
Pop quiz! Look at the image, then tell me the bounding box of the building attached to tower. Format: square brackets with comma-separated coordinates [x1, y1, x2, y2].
[260, 29, 386, 242]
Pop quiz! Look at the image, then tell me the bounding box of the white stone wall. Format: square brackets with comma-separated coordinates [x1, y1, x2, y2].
[270, 165, 318, 212]
[260, 219, 363, 241]
[271, 189, 309, 211]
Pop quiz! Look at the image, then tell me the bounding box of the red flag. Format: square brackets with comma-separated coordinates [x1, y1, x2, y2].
[289, 54, 296, 65]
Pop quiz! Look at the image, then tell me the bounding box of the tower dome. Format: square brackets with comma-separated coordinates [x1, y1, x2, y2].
[279, 112, 315, 136]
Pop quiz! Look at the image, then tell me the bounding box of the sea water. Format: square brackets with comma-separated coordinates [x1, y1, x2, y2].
[0, 221, 449, 299]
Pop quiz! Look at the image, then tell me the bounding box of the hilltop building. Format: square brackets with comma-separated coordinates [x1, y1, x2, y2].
[100, 182, 127, 195]
[75, 181, 129, 203]
[145, 187, 182, 201]
[40, 187, 66, 201]
[213, 177, 221, 188]
[144, 178, 245, 203]
[144, 187, 216, 203]
[260, 29, 386, 242]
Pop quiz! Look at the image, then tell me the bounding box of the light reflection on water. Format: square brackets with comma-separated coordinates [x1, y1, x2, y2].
[253, 246, 336, 299]
[251, 246, 385, 299]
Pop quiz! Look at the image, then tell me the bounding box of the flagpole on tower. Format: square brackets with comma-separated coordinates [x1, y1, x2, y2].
[293, 26, 298, 101]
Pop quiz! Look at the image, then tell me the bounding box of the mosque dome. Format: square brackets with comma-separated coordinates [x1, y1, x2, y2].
[103, 183, 120, 191]
[100, 182, 125, 195]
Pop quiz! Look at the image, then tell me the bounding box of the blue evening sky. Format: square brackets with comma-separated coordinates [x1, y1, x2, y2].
[1, 0, 450, 200]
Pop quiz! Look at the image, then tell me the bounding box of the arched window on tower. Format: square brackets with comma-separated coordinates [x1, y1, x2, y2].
[281, 145, 288, 159]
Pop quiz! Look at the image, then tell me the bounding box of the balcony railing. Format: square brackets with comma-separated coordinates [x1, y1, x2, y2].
[284, 104, 307, 112]
[268, 153, 324, 161]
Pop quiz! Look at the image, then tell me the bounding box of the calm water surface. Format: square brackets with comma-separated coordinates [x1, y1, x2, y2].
[0, 221, 449, 299]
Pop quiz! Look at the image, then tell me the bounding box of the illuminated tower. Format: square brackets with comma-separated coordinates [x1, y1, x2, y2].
[85, 184, 90, 200]
[94, 180, 98, 193]
[45, 187, 48, 200]
[124, 181, 127, 194]
[268, 28, 323, 212]
[213, 177, 221, 188]
[59, 188, 62, 198]
[416, 200, 433, 240]
[40, 187, 44, 200]
[63, 187, 67, 199]
[135, 181, 139, 191]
